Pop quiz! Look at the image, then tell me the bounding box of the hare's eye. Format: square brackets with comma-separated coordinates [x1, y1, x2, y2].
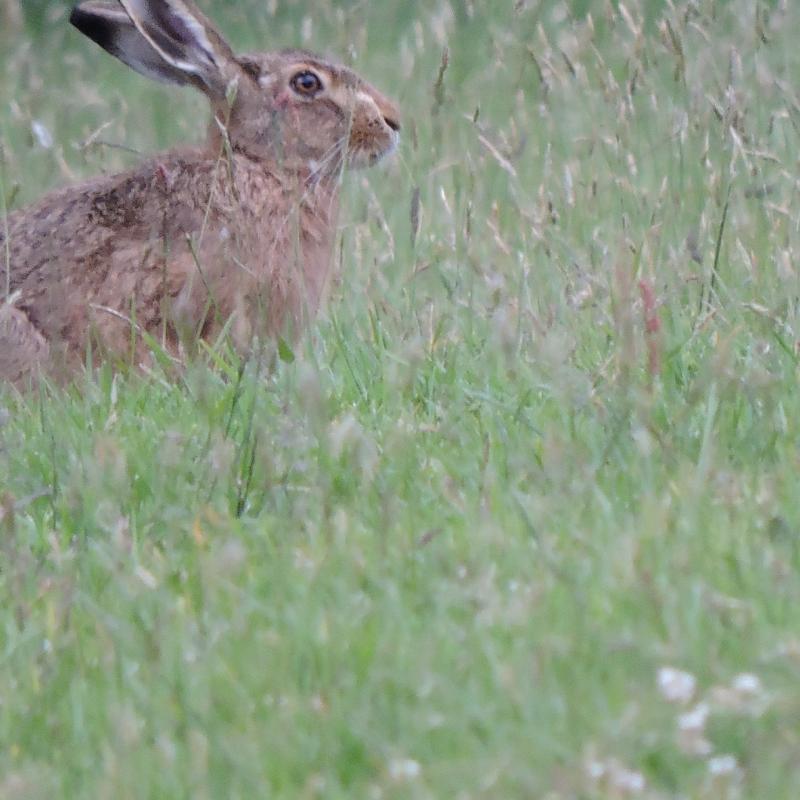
[291, 71, 323, 96]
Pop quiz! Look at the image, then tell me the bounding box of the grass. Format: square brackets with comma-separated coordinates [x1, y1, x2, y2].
[2, 0, 800, 796]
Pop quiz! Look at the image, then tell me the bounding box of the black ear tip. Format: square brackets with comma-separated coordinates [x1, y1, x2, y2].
[69, 5, 90, 29]
[70, 6, 115, 51]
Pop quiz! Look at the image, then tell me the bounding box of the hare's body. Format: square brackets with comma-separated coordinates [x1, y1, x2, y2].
[1, 1, 399, 386]
[3, 151, 338, 372]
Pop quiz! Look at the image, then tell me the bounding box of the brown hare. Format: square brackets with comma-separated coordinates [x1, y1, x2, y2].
[0, 0, 400, 387]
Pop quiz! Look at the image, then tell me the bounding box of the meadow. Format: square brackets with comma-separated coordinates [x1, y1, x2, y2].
[1, 0, 800, 796]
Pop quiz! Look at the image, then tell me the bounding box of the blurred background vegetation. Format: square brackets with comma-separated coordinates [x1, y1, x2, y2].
[2, 0, 800, 796]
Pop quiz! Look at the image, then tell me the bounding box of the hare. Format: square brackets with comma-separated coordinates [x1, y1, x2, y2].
[0, 0, 400, 387]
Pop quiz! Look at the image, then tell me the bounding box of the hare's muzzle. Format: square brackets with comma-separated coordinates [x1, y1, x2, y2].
[346, 87, 401, 168]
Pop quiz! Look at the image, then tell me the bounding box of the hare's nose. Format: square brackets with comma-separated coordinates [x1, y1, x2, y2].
[384, 114, 401, 133]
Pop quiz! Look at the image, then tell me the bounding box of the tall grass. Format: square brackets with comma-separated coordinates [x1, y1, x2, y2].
[2, 0, 800, 796]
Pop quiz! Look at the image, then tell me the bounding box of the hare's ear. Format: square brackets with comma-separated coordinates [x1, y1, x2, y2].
[71, 0, 240, 99]
[71, 2, 192, 87]
[118, 0, 240, 99]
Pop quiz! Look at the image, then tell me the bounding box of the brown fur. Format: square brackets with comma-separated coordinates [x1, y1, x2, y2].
[0, 0, 400, 387]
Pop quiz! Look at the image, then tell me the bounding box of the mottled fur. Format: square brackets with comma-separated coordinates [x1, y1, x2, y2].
[0, 0, 400, 387]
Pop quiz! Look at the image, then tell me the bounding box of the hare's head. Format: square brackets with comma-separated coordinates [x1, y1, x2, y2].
[71, 0, 400, 176]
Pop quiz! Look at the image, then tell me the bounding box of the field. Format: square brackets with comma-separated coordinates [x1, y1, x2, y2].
[2, 0, 800, 796]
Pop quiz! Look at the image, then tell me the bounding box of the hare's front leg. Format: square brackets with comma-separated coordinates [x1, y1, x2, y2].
[0, 303, 50, 388]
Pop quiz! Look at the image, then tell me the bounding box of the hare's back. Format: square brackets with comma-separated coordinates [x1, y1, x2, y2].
[3, 154, 219, 341]
[4, 179, 113, 290]
[6, 154, 215, 280]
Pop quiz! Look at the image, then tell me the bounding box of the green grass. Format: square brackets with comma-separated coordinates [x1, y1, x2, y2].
[2, 0, 800, 796]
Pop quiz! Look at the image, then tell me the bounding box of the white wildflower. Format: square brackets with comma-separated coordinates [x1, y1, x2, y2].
[677, 702, 712, 757]
[586, 760, 606, 780]
[586, 758, 646, 796]
[711, 672, 769, 716]
[611, 766, 645, 794]
[731, 673, 762, 697]
[657, 666, 697, 704]
[388, 758, 421, 782]
[678, 702, 709, 732]
[708, 754, 743, 783]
